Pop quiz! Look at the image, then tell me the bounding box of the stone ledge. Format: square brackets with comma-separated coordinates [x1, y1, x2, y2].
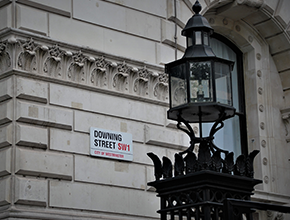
[50, 128, 89, 155]
[16, 4, 48, 36]
[16, 101, 73, 130]
[0, 77, 13, 103]
[161, 19, 185, 51]
[0, 205, 158, 220]
[167, 0, 192, 27]
[15, 148, 73, 180]
[74, 155, 146, 190]
[50, 83, 166, 126]
[0, 147, 11, 178]
[0, 123, 12, 149]
[130, 142, 168, 166]
[253, 189, 290, 205]
[144, 124, 189, 150]
[101, 0, 167, 18]
[14, 176, 47, 206]
[0, 100, 13, 126]
[74, 111, 145, 143]
[73, 0, 161, 42]
[17, 0, 71, 17]
[16, 124, 48, 149]
[16, 77, 48, 103]
[0, 177, 11, 206]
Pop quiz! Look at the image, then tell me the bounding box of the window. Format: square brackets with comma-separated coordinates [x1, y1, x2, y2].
[202, 33, 248, 158]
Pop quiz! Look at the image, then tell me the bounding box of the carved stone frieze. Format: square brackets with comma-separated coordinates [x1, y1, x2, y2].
[67, 51, 86, 82]
[133, 66, 150, 96]
[89, 56, 110, 88]
[113, 61, 132, 92]
[0, 33, 168, 103]
[0, 41, 11, 72]
[17, 38, 37, 72]
[153, 72, 168, 101]
[43, 45, 62, 77]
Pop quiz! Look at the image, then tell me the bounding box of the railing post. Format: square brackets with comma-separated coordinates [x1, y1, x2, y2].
[223, 198, 234, 220]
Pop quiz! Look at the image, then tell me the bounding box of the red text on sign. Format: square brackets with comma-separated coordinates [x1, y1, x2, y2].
[118, 143, 130, 151]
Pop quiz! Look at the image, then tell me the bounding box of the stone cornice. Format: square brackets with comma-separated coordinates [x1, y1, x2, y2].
[253, 189, 290, 205]
[0, 28, 168, 106]
[236, 0, 264, 8]
[253, 189, 290, 220]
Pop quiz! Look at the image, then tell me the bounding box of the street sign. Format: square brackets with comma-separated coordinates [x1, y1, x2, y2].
[90, 127, 133, 161]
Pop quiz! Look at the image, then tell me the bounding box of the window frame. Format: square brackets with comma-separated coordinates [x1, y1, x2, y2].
[211, 33, 248, 156]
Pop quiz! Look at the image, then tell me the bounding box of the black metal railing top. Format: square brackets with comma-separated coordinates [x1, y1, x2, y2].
[147, 145, 259, 181]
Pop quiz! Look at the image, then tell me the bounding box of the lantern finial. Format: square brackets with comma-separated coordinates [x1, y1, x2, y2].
[192, 1, 202, 15]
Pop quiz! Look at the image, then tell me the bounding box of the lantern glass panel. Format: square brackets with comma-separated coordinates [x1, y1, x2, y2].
[169, 63, 188, 108]
[187, 36, 193, 47]
[195, 31, 202, 45]
[189, 61, 212, 103]
[204, 32, 209, 46]
[214, 61, 232, 105]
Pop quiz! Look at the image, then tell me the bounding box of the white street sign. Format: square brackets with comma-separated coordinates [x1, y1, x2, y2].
[90, 127, 133, 161]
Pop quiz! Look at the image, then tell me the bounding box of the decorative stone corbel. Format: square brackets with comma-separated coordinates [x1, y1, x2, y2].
[133, 66, 150, 96]
[17, 38, 37, 72]
[153, 72, 168, 101]
[94, 56, 109, 72]
[43, 45, 62, 76]
[112, 61, 131, 92]
[68, 51, 86, 81]
[89, 56, 109, 87]
[0, 41, 11, 72]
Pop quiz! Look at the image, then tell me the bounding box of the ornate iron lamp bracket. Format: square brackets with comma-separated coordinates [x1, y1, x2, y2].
[177, 109, 229, 156]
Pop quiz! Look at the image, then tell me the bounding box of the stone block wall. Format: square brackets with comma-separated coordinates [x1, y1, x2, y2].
[0, 76, 189, 218]
[0, 33, 190, 219]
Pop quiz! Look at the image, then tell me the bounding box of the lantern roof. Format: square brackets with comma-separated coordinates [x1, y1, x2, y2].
[182, 1, 213, 36]
[181, 1, 215, 58]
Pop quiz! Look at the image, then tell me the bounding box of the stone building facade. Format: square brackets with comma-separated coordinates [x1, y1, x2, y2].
[0, 0, 289, 219]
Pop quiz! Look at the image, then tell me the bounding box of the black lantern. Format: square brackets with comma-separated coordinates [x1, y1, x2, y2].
[146, 1, 272, 219]
[146, 1, 290, 219]
[166, 1, 235, 123]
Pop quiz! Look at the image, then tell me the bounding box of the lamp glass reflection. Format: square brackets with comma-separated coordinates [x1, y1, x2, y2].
[195, 31, 202, 45]
[169, 63, 187, 108]
[189, 61, 212, 103]
[215, 61, 232, 105]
